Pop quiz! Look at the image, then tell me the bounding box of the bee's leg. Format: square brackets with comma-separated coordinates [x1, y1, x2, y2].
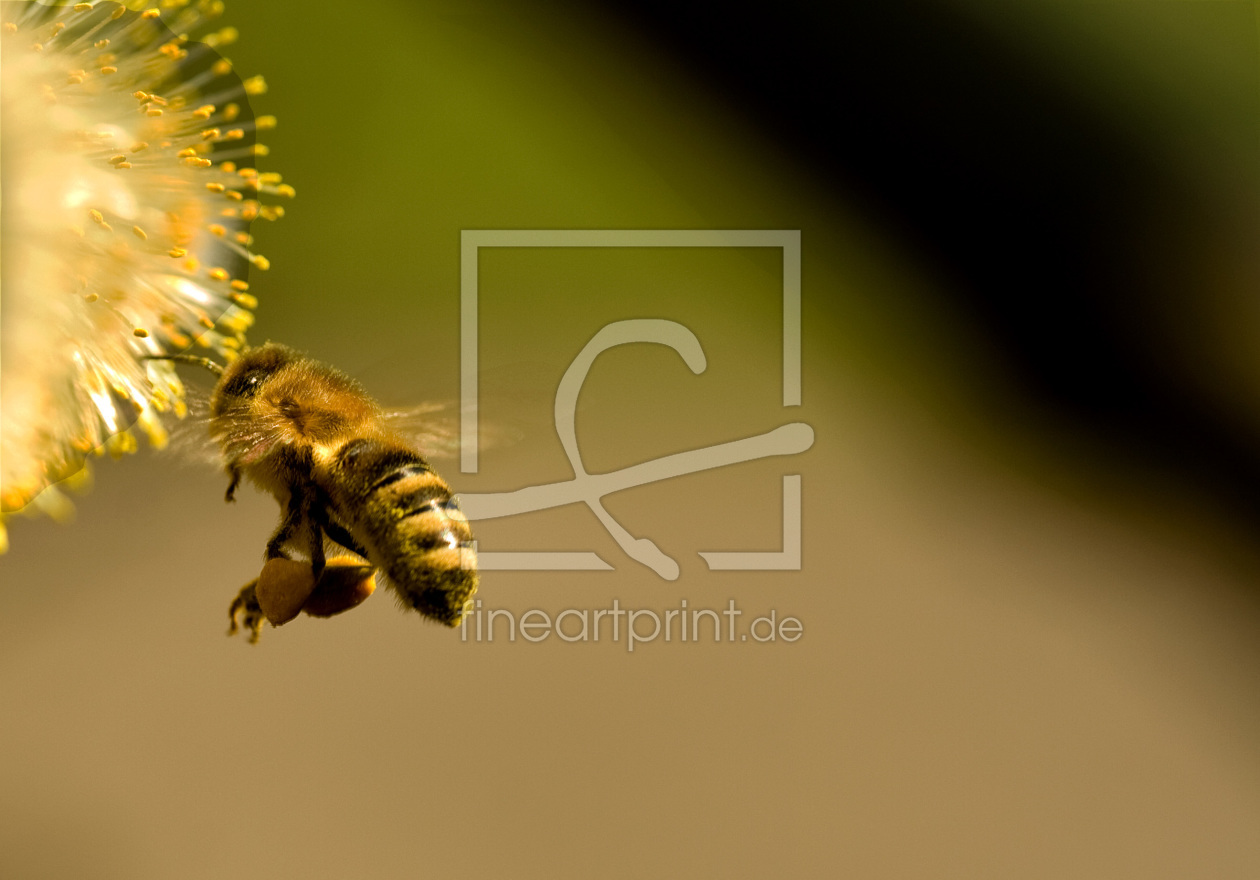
[227, 579, 265, 643]
[310, 502, 370, 560]
[305, 515, 326, 579]
[224, 466, 242, 503]
[265, 490, 305, 560]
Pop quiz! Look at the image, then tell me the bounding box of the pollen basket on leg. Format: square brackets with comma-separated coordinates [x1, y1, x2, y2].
[0, 0, 291, 527]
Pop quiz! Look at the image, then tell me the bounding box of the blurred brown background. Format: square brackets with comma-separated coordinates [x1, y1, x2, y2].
[3, 0, 1260, 876]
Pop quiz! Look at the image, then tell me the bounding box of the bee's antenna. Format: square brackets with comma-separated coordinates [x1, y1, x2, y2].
[142, 354, 225, 377]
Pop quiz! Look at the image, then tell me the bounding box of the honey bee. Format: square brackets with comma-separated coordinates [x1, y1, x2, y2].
[154, 343, 478, 642]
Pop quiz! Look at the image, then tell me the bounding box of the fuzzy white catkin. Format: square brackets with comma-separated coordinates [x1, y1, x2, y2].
[0, 0, 292, 550]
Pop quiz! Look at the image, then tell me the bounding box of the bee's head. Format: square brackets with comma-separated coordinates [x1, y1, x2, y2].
[210, 343, 299, 418]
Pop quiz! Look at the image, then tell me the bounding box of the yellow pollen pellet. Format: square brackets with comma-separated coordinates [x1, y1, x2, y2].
[168, 248, 187, 258]
[132, 226, 147, 240]
[208, 268, 230, 282]
[205, 182, 226, 193]
[134, 328, 149, 338]
[208, 224, 226, 236]
[100, 66, 117, 75]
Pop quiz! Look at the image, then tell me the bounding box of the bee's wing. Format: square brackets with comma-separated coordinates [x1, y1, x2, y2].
[158, 394, 224, 468]
[380, 402, 521, 461]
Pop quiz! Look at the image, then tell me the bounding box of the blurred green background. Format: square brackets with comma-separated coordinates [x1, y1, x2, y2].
[3, 1, 1260, 877]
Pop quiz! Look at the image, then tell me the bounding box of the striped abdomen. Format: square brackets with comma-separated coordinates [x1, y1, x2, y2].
[326, 437, 477, 626]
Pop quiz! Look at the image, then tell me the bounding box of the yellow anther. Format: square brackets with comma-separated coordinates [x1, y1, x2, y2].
[50, 22, 66, 36]
[132, 226, 147, 241]
[146, 108, 163, 117]
[256, 115, 277, 130]
[251, 144, 270, 156]
[235, 232, 253, 246]
[231, 292, 259, 309]
[176, 147, 197, 158]
[111, 5, 125, 18]
[3, 23, 17, 34]
[168, 247, 187, 258]
[192, 103, 215, 119]
[131, 141, 148, 152]
[223, 103, 240, 121]
[275, 184, 296, 198]
[201, 128, 221, 140]
[205, 182, 226, 193]
[89, 209, 105, 224]
[208, 268, 230, 282]
[100, 65, 117, 74]
[74, 3, 93, 11]
[211, 58, 232, 75]
[220, 161, 236, 173]
[208, 224, 226, 236]
[85, 293, 99, 303]
[142, 9, 161, 20]
[95, 39, 110, 48]
[225, 128, 244, 140]
[108, 154, 127, 165]
[198, 315, 215, 329]
[114, 162, 131, 169]
[251, 254, 270, 270]
[67, 75, 84, 85]
[243, 75, 267, 95]
[183, 258, 199, 273]
[134, 328, 149, 338]
[225, 191, 243, 202]
[259, 172, 281, 184]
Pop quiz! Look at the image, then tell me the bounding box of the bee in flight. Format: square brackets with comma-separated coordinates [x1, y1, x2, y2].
[154, 343, 478, 642]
